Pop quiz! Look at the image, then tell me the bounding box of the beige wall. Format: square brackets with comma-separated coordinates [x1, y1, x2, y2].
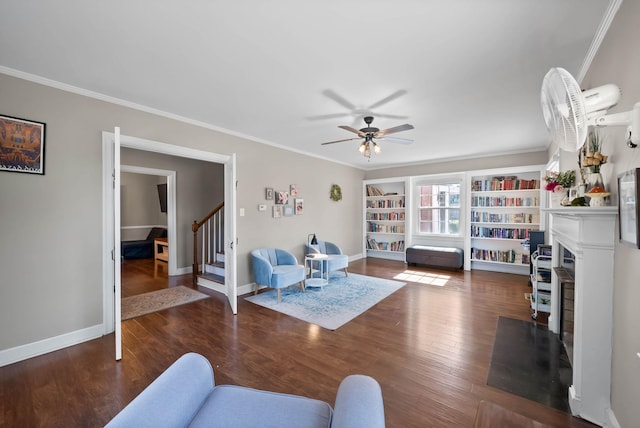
[581, 1, 640, 426]
[120, 172, 167, 241]
[0, 73, 364, 355]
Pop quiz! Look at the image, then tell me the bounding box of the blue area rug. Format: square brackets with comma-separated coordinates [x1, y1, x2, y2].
[245, 273, 405, 330]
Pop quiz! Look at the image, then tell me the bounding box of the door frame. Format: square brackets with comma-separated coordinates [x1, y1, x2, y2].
[102, 132, 237, 337]
[120, 166, 178, 276]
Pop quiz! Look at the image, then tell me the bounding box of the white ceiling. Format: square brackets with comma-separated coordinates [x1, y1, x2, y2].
[0, 0, 615, 170]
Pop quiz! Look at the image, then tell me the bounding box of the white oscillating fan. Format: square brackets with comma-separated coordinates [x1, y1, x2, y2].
[541, 67, 640, 151]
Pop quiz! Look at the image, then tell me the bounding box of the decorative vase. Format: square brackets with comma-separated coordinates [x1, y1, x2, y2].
[585, 171, 604, 193]
[550, 190, 568, 208]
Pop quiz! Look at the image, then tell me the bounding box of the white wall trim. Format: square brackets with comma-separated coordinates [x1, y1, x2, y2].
[121, 224, 167, 230]
[0, 325, 103, 368]
[577, 0, 623, 83]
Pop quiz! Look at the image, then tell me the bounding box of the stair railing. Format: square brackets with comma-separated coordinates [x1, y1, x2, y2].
[192, 201, 224, 284]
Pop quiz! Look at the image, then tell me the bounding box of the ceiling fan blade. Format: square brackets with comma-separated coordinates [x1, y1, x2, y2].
[321, 137, 362, 145]
[305, 112, 351, 121]
[368, 90, 407, 109]
[379, 136, 413, 145]
[373, 112, 409, 120]
[338, 125, 364, 136]
[376, 123, 414, 136]
[322, 89, 356, 110]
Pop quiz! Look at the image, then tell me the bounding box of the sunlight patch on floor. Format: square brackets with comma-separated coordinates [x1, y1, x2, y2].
[393, 270, 450, 286]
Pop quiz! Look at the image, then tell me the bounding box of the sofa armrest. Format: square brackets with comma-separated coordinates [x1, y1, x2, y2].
[331, 375, 385, 428]
[106, 353, 215, 428]
[251, 252, 274, 286]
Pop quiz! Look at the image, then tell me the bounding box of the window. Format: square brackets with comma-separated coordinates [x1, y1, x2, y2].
[417, 182, 461, 235]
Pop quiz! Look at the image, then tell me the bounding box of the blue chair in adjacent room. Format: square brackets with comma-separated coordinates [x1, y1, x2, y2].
[305, 239, 349, 283]
[251, 248, 305, 303]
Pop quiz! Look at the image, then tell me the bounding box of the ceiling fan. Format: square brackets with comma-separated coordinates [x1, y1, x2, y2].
[321, 116, 414, 159]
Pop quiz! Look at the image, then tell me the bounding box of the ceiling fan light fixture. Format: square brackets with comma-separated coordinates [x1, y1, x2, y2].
[373, 142, 381, 154]
[358, 142, 366, 153]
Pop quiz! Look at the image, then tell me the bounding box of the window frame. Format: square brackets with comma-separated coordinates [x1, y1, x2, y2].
[414, 176, 463, 237]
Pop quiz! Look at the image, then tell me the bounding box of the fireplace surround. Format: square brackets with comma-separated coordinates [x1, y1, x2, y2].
[546, 207, 617, 426]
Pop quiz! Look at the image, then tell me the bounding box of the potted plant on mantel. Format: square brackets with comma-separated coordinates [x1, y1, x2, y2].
[544, 170, 576, 207]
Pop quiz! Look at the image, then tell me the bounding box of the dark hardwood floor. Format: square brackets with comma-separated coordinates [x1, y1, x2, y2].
[0, 258, 594, 427]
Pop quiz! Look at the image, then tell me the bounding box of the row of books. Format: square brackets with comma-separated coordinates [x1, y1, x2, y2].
[470, 211, 539, 224]
[367, 223, 405, 233]
[470, 226, 531, 240]
[366, 185, 384, 196]
[366, 199, 405, 208]
[471, 248, 529, 264]
[471, 196, 539, 207]
[366, 238, 405, 252]
[471, 177, 540, 192]
[366, 212, 406, 221]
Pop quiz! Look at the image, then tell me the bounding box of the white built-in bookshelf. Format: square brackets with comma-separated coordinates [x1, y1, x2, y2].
[466, 166, 545, 274]
[363, 178, 407, 261]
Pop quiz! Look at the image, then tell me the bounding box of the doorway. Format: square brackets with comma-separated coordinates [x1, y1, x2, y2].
[102, 131, 238, 356]
[120, 167, 175, 298]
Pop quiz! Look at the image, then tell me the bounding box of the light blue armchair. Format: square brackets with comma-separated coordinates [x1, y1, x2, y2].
[251, 248, 305, 303]
[106, 352, 386, 427]
[305, 240, 349, 282]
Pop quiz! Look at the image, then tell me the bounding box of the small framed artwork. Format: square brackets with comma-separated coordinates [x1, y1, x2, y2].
[283, 205, 294, 217]
[618, 168, 640, 248]
[290, 184, 299, 197]
[265, 188, 274, 200]
[0, 115, 46, 175]
[295, 198, 304, 215]
[273, 205, 283, 218]
[276, 190, 289, 205]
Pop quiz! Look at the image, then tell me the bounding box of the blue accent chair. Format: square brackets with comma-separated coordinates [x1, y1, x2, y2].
[305, 240, 349, 282]
[251, 248, 305, 303]
[106, 352, 386, 427]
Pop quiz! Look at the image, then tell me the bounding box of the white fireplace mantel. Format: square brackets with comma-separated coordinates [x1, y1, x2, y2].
[545, 207, 617, 427]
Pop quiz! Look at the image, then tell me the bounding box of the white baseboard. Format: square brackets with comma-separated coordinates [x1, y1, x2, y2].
[349, 253, 364, 262]
[0, 324, 104, 367]
[174, 265, 192, 275]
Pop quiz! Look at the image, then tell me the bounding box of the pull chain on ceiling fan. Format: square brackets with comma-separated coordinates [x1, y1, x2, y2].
[321, 116, 414, 160]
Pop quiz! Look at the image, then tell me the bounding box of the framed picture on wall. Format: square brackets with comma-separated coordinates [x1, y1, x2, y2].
[283, 205, 294, 217]
[273, 205, 282, 218]
[618, 168, 640, 248]
[265, 187, 274, 200]
[295, 198, 304, 215]
[0, 115, 46, 175]
[276, 190, 289, 205]
[290, 184, 299, 197]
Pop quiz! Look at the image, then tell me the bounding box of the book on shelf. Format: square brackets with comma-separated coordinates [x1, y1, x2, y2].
[366, 185, 384, 196]
[471, 177, 540, 192]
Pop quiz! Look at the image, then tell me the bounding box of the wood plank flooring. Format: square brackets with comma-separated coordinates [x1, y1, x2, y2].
[0, 258, 595, 427]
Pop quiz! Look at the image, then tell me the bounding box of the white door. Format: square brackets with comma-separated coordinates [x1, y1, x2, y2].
[113, 127, 122, 360]
[224, 154, 237, 314]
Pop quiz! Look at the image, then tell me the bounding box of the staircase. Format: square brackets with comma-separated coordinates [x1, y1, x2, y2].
[192, 202, 225, 291]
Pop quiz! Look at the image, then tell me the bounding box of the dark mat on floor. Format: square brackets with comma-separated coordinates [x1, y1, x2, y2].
[487, 316, 572, 412]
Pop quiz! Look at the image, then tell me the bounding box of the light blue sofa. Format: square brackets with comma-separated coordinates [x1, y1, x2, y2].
[305, 240, 349, 282]
[106, 353, 385, 428]
[251, 248, 306, 303]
